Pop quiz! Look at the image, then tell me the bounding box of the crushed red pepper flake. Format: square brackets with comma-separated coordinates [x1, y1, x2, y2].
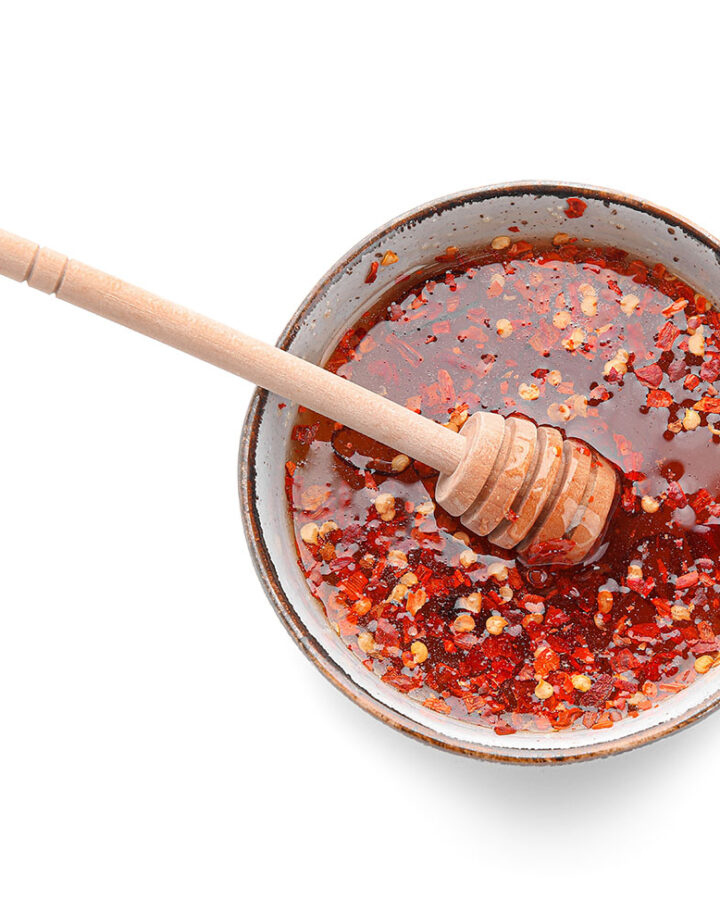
[646, 389, 673, 408]
[381, 250, 398, 266]
[635, 363, 663, 387]
[564, 197, 587, 219]
[365, 261, 379, 284]
[287, 238, 720, 734]
[694, 396, 720, 413]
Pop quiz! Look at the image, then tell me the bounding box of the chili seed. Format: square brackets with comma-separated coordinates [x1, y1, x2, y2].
[410, 640, 429, 664]
[597, 590, 614, 614]
[357, 632, 377, 654]
[300, 522, 320, 545]
[487, 562, 509, 581]
[459, 548, 478, 567]
[374, 493, 396, 521]
[457, 593, 483, 613]
[391, 453, 411, 472]
[571, 674, 592, 692]
[695, 655, 714, 674]
[641, 495, 660, 513]
[486, 615, 508, 635]
[453, 614, 476, 633]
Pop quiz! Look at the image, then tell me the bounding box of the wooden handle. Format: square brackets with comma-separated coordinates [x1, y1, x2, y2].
[0, 229, 465, 474]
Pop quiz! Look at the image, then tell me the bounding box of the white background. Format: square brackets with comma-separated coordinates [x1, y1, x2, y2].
[0, 2, 717, 897]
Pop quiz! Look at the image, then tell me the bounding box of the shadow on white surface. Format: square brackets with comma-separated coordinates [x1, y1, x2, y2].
[418, 711, 716, 817]
[310, 658, 720, 821]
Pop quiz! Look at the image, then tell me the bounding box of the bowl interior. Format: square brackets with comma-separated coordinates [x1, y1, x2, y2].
[241, 183, 720, 762]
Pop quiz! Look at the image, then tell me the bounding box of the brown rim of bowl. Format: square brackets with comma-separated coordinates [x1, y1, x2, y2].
[239, 181, 720, 764]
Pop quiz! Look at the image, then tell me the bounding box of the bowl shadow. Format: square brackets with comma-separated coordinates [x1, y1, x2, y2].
[382, 697, 720, 818]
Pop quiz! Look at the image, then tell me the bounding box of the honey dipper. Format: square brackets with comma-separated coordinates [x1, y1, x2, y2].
[0, 229, 619, 565]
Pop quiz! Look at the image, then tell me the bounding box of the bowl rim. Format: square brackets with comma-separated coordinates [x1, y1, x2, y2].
[239, 181, 720, 763]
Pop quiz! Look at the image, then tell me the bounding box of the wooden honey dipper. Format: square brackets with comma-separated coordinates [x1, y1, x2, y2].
[0, 229, 619, 565]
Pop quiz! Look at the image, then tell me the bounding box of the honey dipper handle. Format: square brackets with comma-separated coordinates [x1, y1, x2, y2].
[0, 229, 465, 474]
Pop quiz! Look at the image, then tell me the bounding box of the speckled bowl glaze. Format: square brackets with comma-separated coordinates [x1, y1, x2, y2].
[240, 182, 720, 763]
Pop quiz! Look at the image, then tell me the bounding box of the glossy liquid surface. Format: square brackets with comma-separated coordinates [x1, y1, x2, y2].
[286, 240, 720, 733]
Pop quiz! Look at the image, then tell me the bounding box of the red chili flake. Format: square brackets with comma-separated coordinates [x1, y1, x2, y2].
[676, 571, 699, 590]
[383, 671, 422, 693]
[385, 333, 423, 368]
[508, 241, 533, 258]
[528, 320, 558, 355]
[656, 321, 681, 350]
[605, 366, 623, 385]
[662, 299, 688, 317]
[340, 571, 369, 600]
[666, 481, 688, 509]
[690, 490, 713, 515]
[650, 597, 672, 617]
[486, 277, 504, 299]
[692, 640, 720, 654]
[365, 261, 379, 284]
[583, 674, 614, 706]
[629, 623, 660, 640]
[437, 369, 455, 404]
[694, 396, 720, 414]
[564, 197, 587, 219]
[667, 358, 687, 382]
[285, 461, 296, 476]
[292, 423, 319, 444]
[545, 606, 571, 627]
[381, 250, 398, 266]
[590, 385, 610, 402]
[697, 620, 715, 642]
[523, 539, 577, 565]
[635, 363, 663, 387]
[646, 389, 673, 408]
[534, 646, 561, 677]
[658, 683, 687, 694]
[508, 226, 520, 233]
[700, 358, 720, 382]
[610, 648, 638, 672]
[463, 695, 486, 714]
[423, 696, 452, 714]
[613, 433, 634, 457]
[684, 374, 701, 390]
[375, 619, 400, 646]
[363, 471, 377, 490]
[627, 260, 649, 282]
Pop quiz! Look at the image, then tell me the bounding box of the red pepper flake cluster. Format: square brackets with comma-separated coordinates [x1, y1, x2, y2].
[286, 234, 720, 734]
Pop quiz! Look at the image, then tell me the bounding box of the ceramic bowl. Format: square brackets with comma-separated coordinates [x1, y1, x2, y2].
[239, 182, 720, 763]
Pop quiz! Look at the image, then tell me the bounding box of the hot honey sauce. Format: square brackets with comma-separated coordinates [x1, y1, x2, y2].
[286, 233, 720, 734]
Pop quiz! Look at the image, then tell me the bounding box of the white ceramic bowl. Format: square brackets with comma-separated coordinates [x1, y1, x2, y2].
[240, 182, 720, 763]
